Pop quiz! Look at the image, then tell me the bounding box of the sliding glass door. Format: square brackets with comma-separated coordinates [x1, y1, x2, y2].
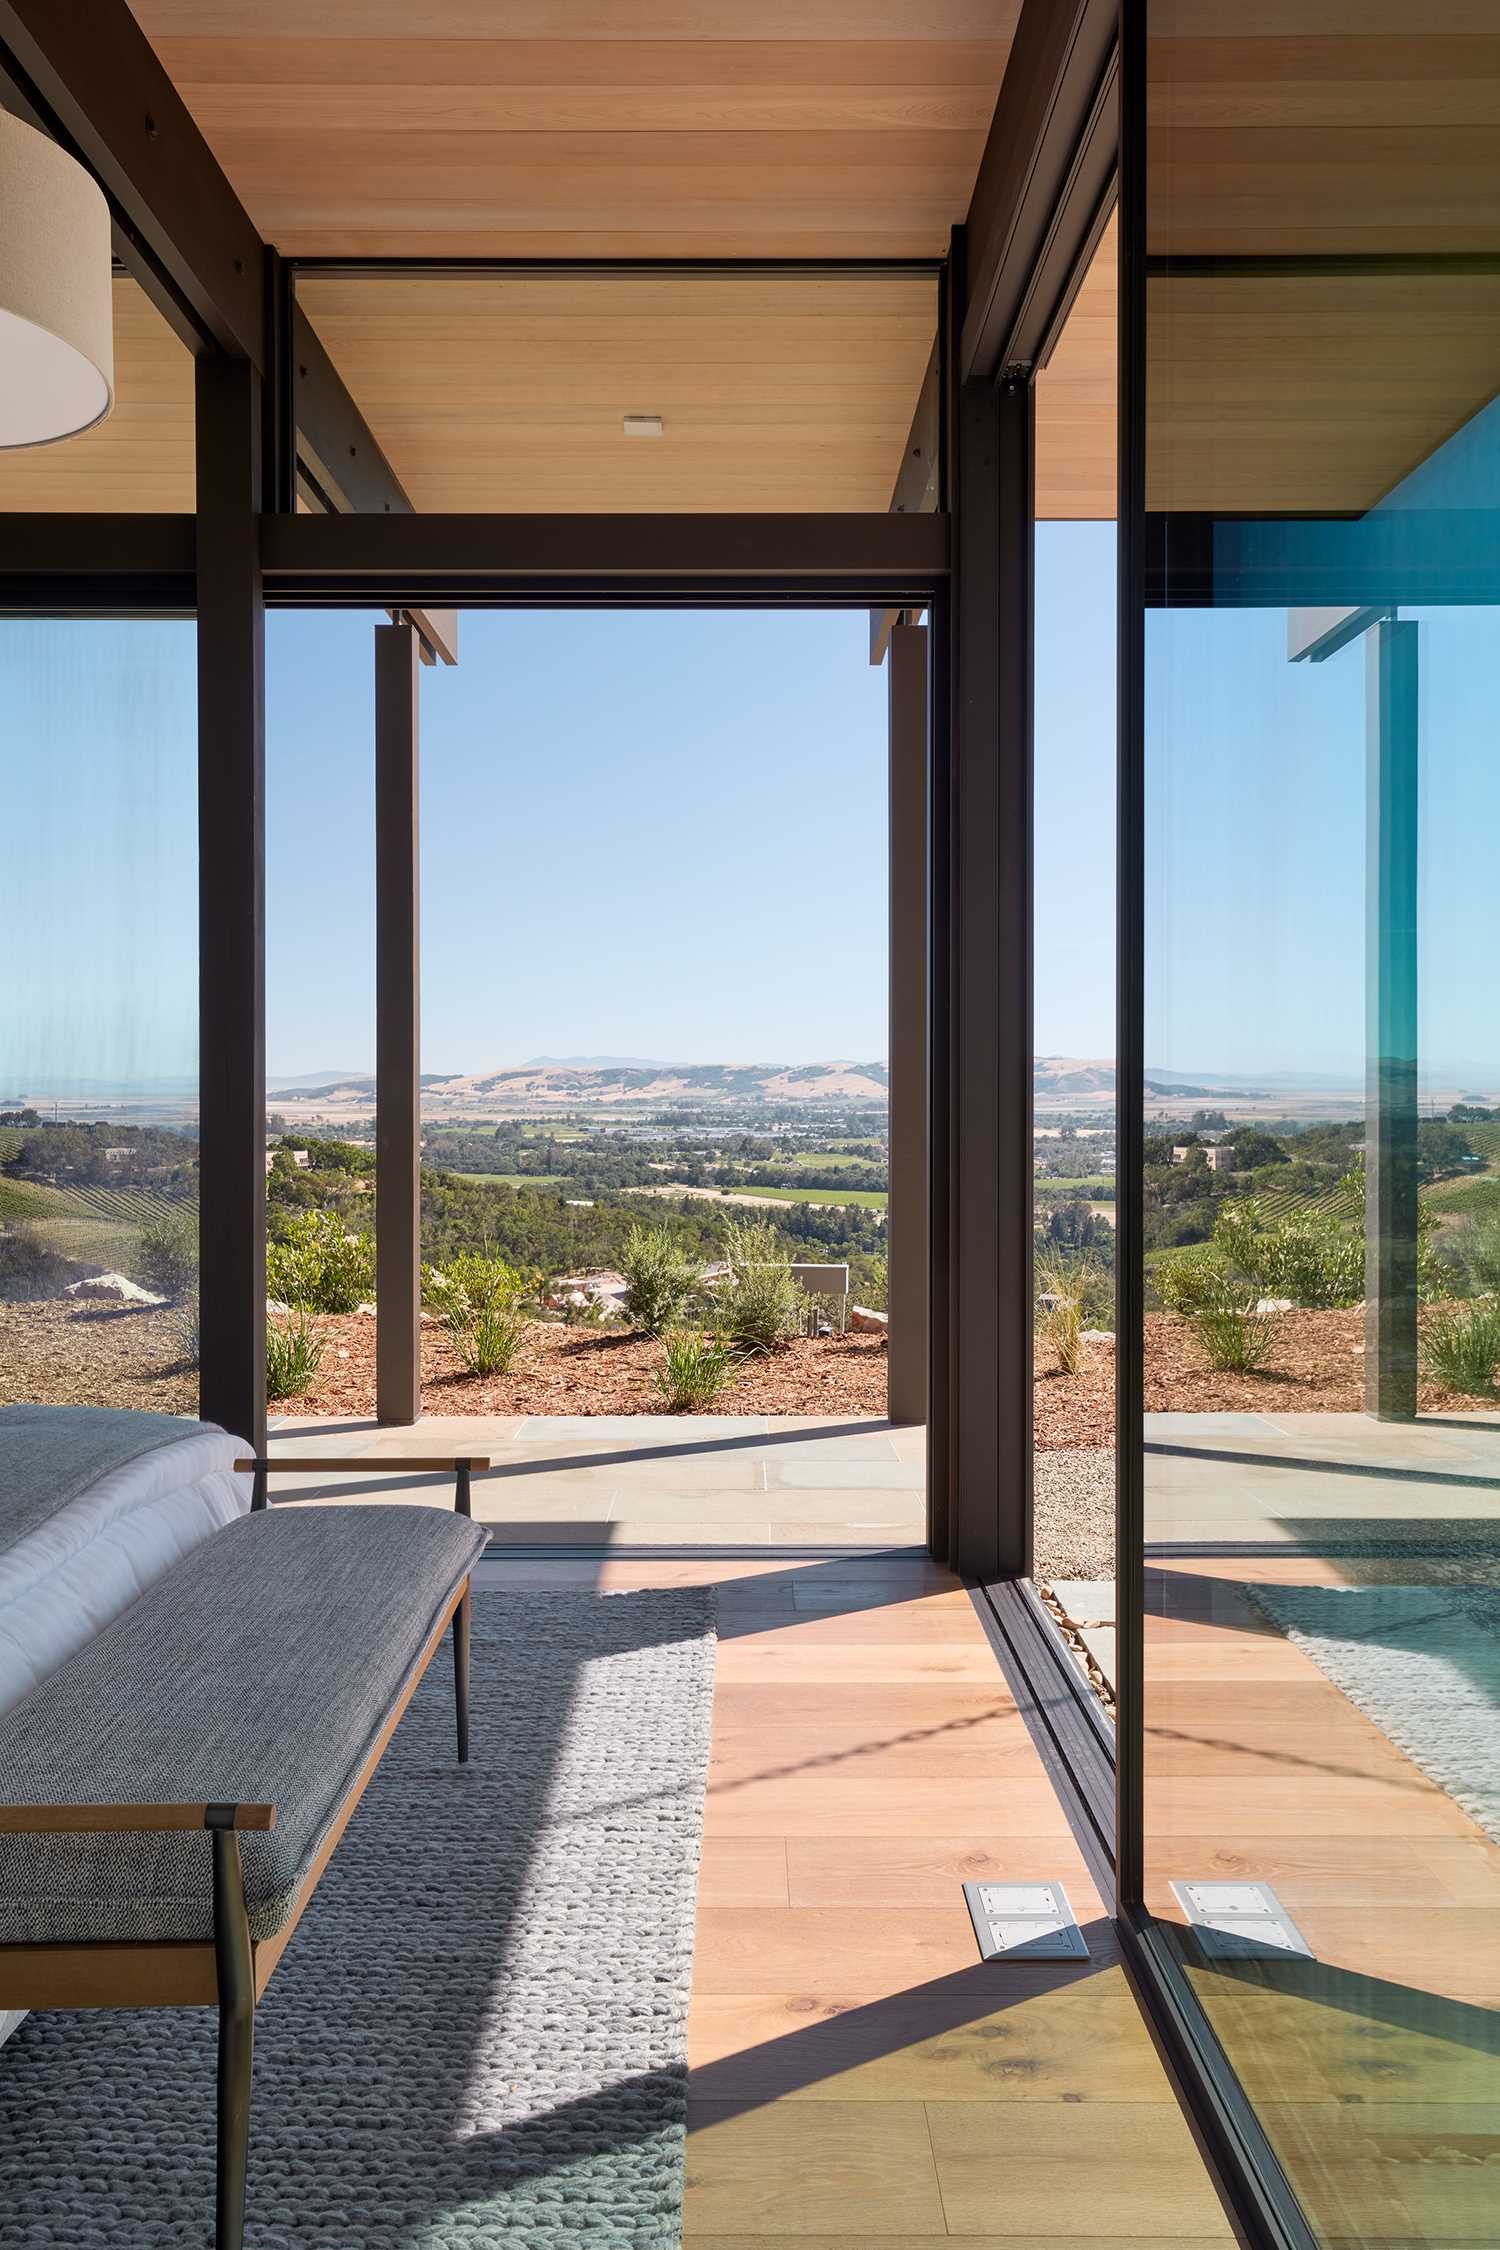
[1125, 7, 1500, 2242]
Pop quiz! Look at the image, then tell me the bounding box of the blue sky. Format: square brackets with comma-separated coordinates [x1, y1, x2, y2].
[16, 508, 1497, 1097]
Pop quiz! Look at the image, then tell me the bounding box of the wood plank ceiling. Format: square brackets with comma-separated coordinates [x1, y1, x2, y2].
[124, 3, 1017, 514]
[0, 278, 194, 512]
[131, 4, 1019, 261]
[1145, 12, 1500, 514]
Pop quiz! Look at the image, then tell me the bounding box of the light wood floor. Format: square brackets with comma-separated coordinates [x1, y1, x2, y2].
[1144, 1554, 1500, 2248]
[477, 1546, 1235, 2247]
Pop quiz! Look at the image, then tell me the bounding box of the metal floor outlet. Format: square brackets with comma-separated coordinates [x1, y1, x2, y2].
[963, 1881, 1089, 1961]
[1170, 1880, 1312, 1961]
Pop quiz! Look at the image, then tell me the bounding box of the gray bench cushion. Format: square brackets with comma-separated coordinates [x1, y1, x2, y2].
[0, 1504, 488, 1946]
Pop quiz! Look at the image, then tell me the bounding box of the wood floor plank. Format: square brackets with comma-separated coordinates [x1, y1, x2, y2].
[689, 1976, 1182, 2103]
[925, 2101, 1236, 2238]
[684, 2099, 946, 2237]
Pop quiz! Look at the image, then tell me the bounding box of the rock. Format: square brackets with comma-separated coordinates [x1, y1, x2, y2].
[1081, 1328, 1115, 1347]
[850, 1304, 889, 1332]
[1255, 1297, 1295, 1315]
[355, 1301, 377, 1317]
[64, 1272, 165, 1308]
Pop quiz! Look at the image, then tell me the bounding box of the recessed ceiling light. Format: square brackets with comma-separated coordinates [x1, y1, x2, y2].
[623, 413, 663, 438]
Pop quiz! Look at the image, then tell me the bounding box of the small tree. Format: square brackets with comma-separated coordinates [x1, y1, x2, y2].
[620, 1224, 701, 1332]
[719, 1220, 805, 1352]
[134, 1209, 198, 1299]
[266, 1208, 374, 1313]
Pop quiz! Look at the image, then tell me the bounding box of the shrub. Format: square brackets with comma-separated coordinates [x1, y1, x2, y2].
[0, 1221, 71, 1301]
[1035, 1254, 1088, 1375]
[620, 1224, 700, 1332]
[653, 1324, 737, 1411]
[173, 1289, 201, 1371]
[266, 1209, 375, 1313]
[1155, 1245, 1227, 1315]
[719, 1220, 805, 1352]
[1209, 1198, 1362, 1309]
[446, 1298, 529, 1379]
[863, 1252, 889, 1313]
[134, 1208, 198, 1298]
[265, 1308, 326, 1400]
[1193, 1290, 1276, 1374]
[1421, 1300, 1500, 1397]
[1458, 1219, 1500, 1300]
[423, 1250, 527, 1320]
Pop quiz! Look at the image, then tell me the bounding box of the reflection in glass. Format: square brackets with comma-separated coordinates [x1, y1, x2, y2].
[1140, 9, 1500, 2243]
[0, 620, 198, 1411]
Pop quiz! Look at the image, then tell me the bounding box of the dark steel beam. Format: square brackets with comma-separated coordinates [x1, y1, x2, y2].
[195, 356, 266, 1449]
[0, 514, 195, 577]
[1146, 512, 1500, 610]
[375, 621, 423, 1427]
[0, 514, 194, 613]
[259, 512, 947, 594]
[871, 345, 942, 661]
[0, 0, 264, 364]
[292, 302, 413, 518]
[961, 0, 1117, 384]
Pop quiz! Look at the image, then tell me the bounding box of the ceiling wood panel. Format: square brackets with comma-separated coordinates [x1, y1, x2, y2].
[298, 272, 936, 513]
[131, 6, 1017, 257]
[1148, 28, 1500, 256]
[0, 280, 194, 513]
[1035, 214, 1116, 521]
[1147, 274, 1500, 514]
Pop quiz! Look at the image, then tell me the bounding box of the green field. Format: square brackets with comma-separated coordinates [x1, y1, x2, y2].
[1422, 1173, 1500, 1219]
[0, 1174, 194, 1272]
[733, 1183, 888, 1211]
[1035, 1174, 1115, 1195]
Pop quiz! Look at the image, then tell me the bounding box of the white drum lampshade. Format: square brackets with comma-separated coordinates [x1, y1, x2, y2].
[0, 110, 114, 449]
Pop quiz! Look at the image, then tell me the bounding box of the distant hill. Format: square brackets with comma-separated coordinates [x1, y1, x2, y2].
[419, 1060, 892, 1108]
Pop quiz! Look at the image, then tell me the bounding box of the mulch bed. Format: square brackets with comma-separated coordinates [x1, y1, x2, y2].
[2, 1299, 1483, 1434]
[280, 1314, 891, 1420]
[1034, 1306, 1481, 1451]
[0, 1300, 197, 1415]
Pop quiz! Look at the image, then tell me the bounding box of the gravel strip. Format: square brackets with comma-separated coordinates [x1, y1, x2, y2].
[1035, 1446, 1115, 1580]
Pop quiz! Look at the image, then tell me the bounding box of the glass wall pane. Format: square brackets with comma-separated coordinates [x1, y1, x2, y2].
[1139, 10, 1500, 2245]
[1033, 218, 1118, 1630]
[263, 611, 379, 1420]
[292, 271, 937, 513]
[0, 620, 198, 1410]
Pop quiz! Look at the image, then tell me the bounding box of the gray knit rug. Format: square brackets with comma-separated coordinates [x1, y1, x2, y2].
[1251, 1583, 1500, 1850]
[0, 1586, 717, 2248]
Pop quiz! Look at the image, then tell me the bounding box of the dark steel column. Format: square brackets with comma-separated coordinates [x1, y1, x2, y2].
[196, 355, 266, 1451]
[1365, 619, 1420, 1421]
[888, 620, 931, 1427]
[947, 370, 1035, 1582]
[1114, 0, 1147, 1916]
[375, 619, 422, 1425]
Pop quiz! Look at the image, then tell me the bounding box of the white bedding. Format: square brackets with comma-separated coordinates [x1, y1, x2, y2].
[0, 1425, 251, 1718]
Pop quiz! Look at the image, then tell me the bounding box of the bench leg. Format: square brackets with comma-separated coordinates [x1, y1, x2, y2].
[453, 1580, 472, 1764]
[210, 1824, 256, 2250]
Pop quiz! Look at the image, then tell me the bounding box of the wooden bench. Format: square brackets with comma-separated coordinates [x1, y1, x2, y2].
[0, 1457, 491, 2250]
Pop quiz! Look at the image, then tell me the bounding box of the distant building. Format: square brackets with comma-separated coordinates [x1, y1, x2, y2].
[1171, 1142, 1237, 1172]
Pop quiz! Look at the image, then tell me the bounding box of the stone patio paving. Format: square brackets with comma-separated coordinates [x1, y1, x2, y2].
[266, 1412, 927, 1549]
